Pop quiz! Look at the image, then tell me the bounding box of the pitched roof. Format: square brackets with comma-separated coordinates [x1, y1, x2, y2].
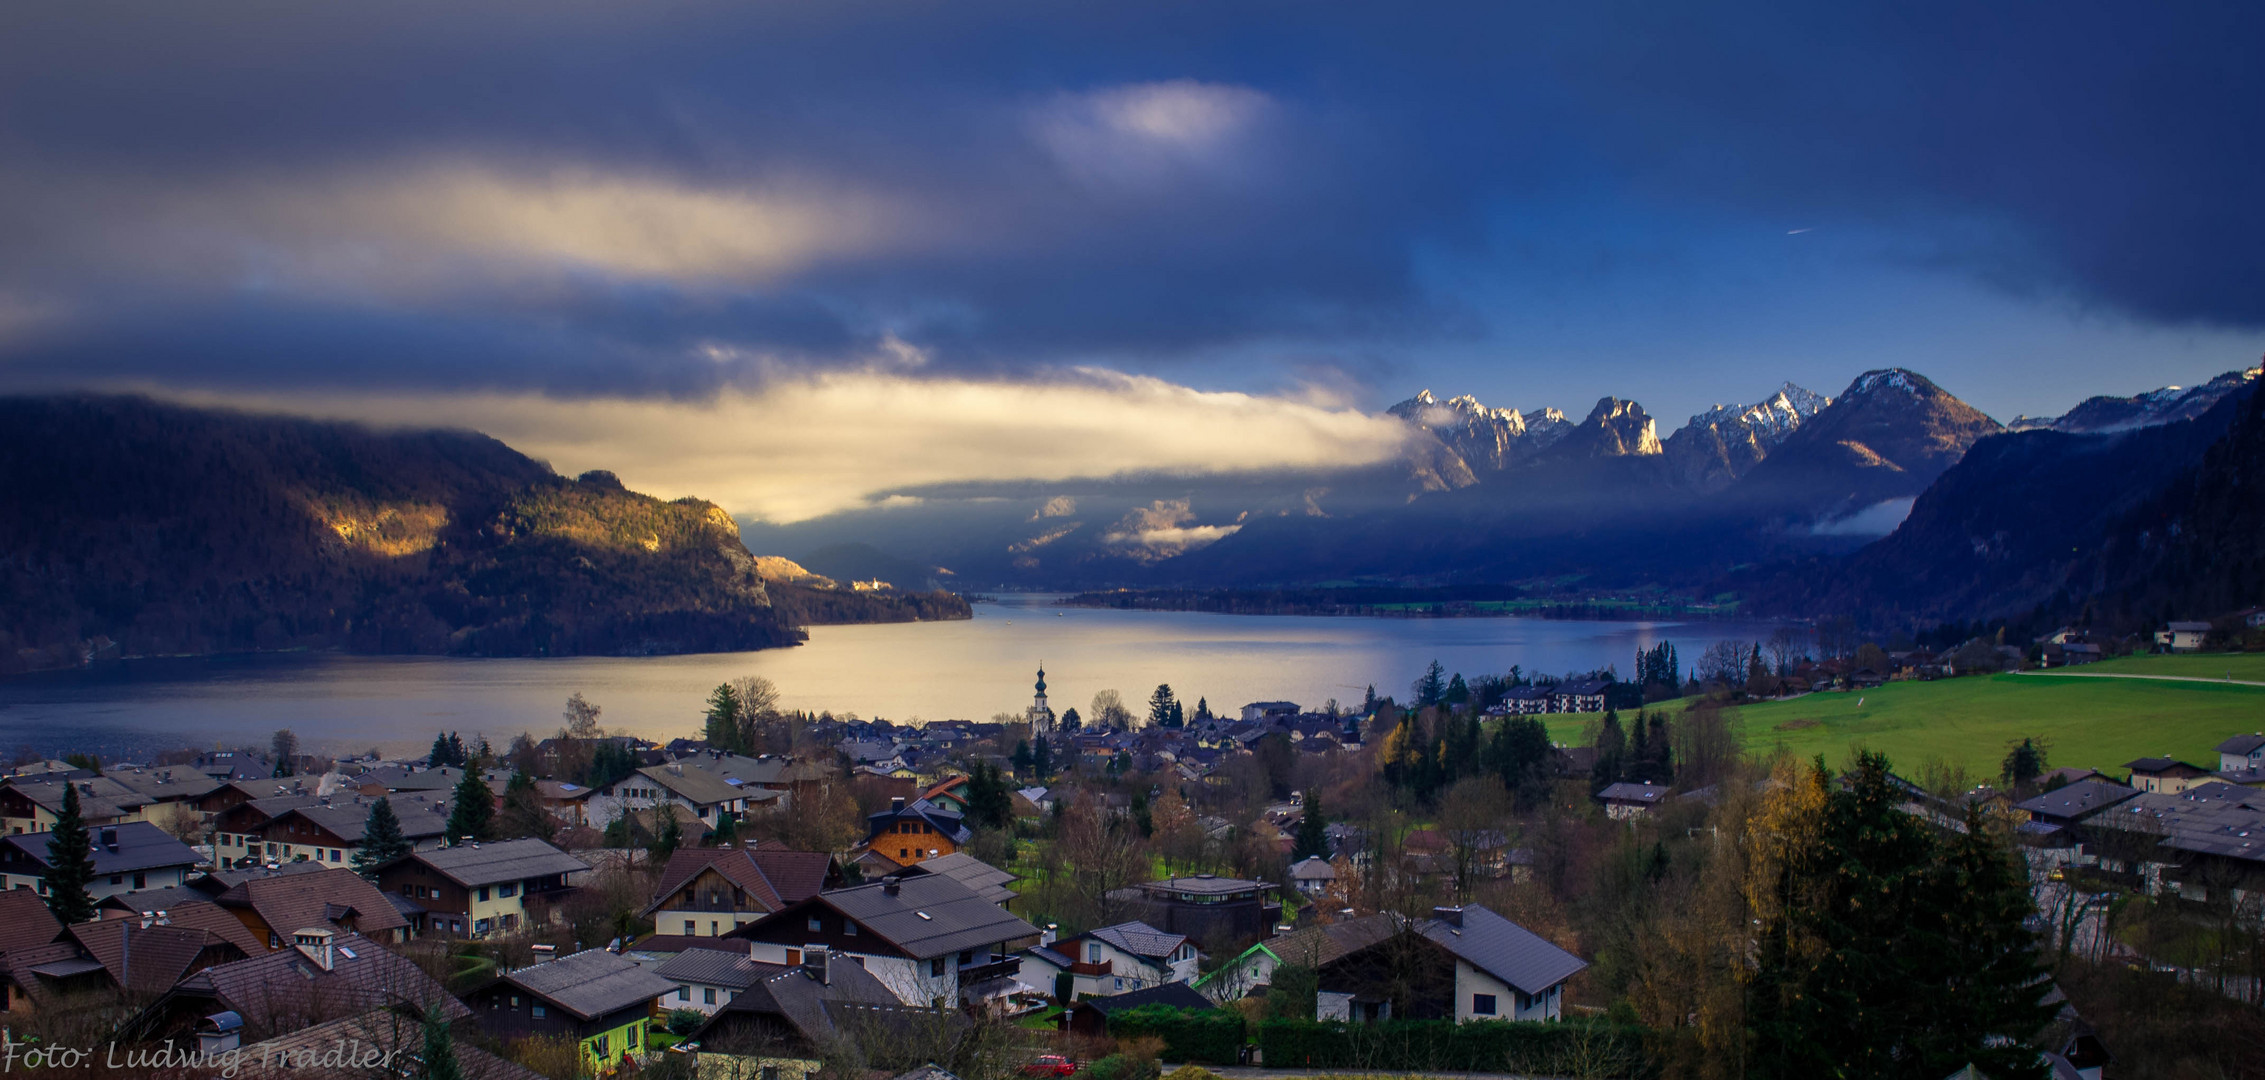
[1597, 782, 1668, 804]
[747, 847, 836, 904]
[1083, 922, 1188, 961]
[2219, 734, 2265, 756]
[864, 798, 971, 846]
[2, 821, 200, 875]
[230, 1009, 545, 1080]
[1418, 905, 1587, 994]
[1136, 874, 1272, 897]
[0, 888, 64, 954]
[644, 848, 784, 915]
[885, 852, 1017, 906]
[2015, 781, 2141, 822]
[121, 898, 266, 957]
[653, 949, 783, 990]
[268, 796, 451, 844]
[2125, 757, 2209, 775]
[776, 874, 1037, 960]
[402, 839, 589, 887]
[694, 957, 906, 1047]
[1289, 857, 1337, 881]
[1256, 914, 1399, 970]
[180, 932, 463, 1035]
[68, 921, 242, 995]
[503, 949, 676, 1021]
[210, 866, 410, 940]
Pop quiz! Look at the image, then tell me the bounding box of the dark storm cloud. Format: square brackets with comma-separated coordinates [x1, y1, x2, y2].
[0, 0, 2255, 396]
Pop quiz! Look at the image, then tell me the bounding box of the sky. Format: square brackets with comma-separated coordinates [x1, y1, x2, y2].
[3, 1, 2261, 521]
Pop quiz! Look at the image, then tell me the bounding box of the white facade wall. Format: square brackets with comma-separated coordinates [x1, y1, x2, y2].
[1452, 960, 1560, 1022]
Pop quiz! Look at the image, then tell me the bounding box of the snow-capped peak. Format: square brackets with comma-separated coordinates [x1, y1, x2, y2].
[1844, 368, 1929, 399]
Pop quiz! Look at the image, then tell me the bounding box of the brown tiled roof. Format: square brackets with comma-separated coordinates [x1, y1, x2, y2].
[748, 846, 836, 904]
[68, 921, 242, 995]
[178, 932, 465, 1037]
[130, 898, 267, 957]
[0, 889, 64, 954]
[211, 867, 410, 941]
[642, 845, 833, 918]
[228, 1008, 545, 1080]
[0, 941, 94, 1009]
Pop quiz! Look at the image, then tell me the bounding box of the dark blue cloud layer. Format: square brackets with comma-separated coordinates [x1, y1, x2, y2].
[0, 0, 2256, 398]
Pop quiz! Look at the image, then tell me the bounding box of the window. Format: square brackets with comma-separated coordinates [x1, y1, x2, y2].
[959, 951, 973, 965]
[1472, 994, 1497, 1016]
[110, 875, 123, 886]
[930, 958, 946, 977]
[531, 1005, 546, 1018]
[133, 872, 146, 889]
[808, 916, 823, 932]
[763, 1068, 780, 1080]
[677, 987, 690, 1001]
[684, 920, 696, 935]
[703, 988, 717, 1005]
[1086, 943, 1102, 963]
[842, 922, 856, 936]
[786, 949, 802, 965]
[498, 883, 517, 898]
[476, 887, 490, 902]
[330, 849, 342, 862]
[403, 885, 414, 896]
[898, 849, 908, 859]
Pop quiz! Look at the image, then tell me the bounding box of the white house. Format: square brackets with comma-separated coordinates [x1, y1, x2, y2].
[2157, 621, 2212, 652]
[1027, 921, 1198, 1001]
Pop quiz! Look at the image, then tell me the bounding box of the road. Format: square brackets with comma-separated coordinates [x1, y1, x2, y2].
[2010, 670, 2265, 688]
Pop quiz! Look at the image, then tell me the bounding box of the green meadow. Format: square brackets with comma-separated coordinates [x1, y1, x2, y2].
[1542, 654, 2265, 778]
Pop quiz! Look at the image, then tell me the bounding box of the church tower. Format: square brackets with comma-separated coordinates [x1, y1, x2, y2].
[1026, 664, 1055, 731]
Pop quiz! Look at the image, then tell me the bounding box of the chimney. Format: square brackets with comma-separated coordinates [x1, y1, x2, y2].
[890, 797, 905, 813]
[882, 879, 901, 896]
[140, 910, 155, 930]
[530, 943, 557, 961]
[803, 945, 829, 984]
[100, 828, 119, 852]
[293, 928, 336, 972]
[1432, 906, 1464, 928]
[1039, 924, 1058, 948]
[155, 909, 170, 926]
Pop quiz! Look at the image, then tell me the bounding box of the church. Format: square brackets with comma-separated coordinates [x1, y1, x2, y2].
[1024, 664, 1055, 732]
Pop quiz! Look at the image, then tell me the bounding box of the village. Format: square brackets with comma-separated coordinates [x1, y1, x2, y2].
[2, 620, 2262, 1080]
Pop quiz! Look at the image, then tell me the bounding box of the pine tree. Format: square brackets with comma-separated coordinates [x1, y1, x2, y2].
[711, 811, 738, 847]
[444, 767, 493, 844]
[1292, 794, 1329, 861]
[44, 781, 96, 925]
[1147, 684, 1180, 728]
[1011, 740, 1033, 776]
[446, 733, 466, 766]
[1360, 685, 1377, 714]
[1032, 736, 1053, 782]
[419, 1001, 465, 1080]
[1060, 707, 1082, 733]
[1590, 710, 1625, 793]
[1912, 804, 2057, 1079]
[1413, 660, 1446, 707]
[352, 797, 412, 878]
[703, 683, 742, 752]
[499, 768, 552, 842]
[651, 806, 683, 860]
[1194, 697, 1212, 722]
[429, 733, 452, 769]
[1444, 673, 1469, 705]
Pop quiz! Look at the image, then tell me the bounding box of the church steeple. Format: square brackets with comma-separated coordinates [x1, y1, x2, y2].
[1027, 663, 1054, 731]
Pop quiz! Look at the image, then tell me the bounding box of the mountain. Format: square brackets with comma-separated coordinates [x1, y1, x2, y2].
[1726, 368, 2002, 522]
[0, 395, 966, 674]
[1662, 382, 1831, 490]
[2008, 364, 2262, 434]
[1387, 390, 1571, 472]
[1550, 397, 1664, 460]
[1730, 362, 2265, 632]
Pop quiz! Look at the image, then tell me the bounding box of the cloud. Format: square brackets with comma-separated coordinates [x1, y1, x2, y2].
[174, 368, 1417, 522]
[1808, 498, 1916, 536]
[1034, 80, 1276, 192]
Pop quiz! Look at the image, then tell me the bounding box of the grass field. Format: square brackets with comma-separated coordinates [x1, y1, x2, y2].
[1539, 653, 2265, 778]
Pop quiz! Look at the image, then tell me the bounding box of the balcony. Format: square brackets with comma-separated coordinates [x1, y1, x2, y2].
[1067, 960, 1112, 977]
[958, 956, 1022, 990]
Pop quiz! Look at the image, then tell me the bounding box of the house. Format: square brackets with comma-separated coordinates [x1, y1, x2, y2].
[256, 795, 451, 866]
[0, 774, 150, 833]
[2014, 781, 2141, 829]
[1105, 875, 1281, 947]
[1060, 981, 1213, 1038]
[1548, 679, 1610, 714]
[2157, 621, 2213, 652]
[653, 943, 778, 1015]
[642, 844, 840, 938]
[2036, 767, 2115, 789]
[858, 797, 972, 869]
[187, 864, 413, 948]
[1596, 782, 1669, 820]
[1241, 701, 1300, 723]
[221, 1008, 545, 1080]
[919, 776, 972, 815]
[1288, 856, 1336, 896]
[1, 822, 201, 901]
[725, 873, 1038, 1010]
[2125, 757, 2213, 795]
[1193, 916, 1405, 1003]
[1318, 905, 1585, 1024]
[210, 790, 326, 866]
[686, 949, 920, 1072]
[594, 754, 789, 832]
[66, 915, 247, 996]
[1024, 922, 1197, 1002]
[375, 838, 590, 938]
[883, 851, 1018, 909]
[119, 928, 461, 1044]
[465, 948, 676, 1073]
[2217, 734, 2265, 775]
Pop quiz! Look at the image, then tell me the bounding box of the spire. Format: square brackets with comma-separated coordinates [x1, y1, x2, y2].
[1035, 663, 1047, 694]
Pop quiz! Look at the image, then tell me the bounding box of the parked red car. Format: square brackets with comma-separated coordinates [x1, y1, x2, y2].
[1021, 1055, 1080, 1077]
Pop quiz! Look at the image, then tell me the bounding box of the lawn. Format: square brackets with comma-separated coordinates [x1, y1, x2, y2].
[2074, 652, 2265, 682]
[1542, 661, 2265, 778]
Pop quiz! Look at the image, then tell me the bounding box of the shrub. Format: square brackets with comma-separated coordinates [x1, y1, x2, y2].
[1107, 1006, 1247, 1065]
[665, 1009, 706, 1036]
[1083, 1055, 1161, 1080]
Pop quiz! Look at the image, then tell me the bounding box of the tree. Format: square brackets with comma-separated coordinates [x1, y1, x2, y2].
[419, 1001, 465, 1080]
[1444, 673, 1470, 706]
[447, 732, 466, 767]
[1193, 697, 1213, 723]
[964, 763, 1015, 831]
[1486, 715, 1556, 807]
[499, 768, 553, 842]
[730, 675, 782, 754]
[269, 729, 299, 777]
[703, 683, 743, 751]
[1437, 777, 1509, 902]
[1032, 736, 1054, 781]
[563, 692, 603, 739]
[651, 806, 683, 861]
[1147, 684, 1181, 728]
[1765, 627, 1805, 676]
[429, 733, 455, 769]
[1010, 740, 1033, 776]
[1292, 794, 1329, 861]
[352, 797, 413, 878]
[44, 781, 96, 925]
[1059, 707, 1082, 734]
[1090, 690, 1132, 730]
[445, 767, 494, 844]
[1413, 660, 1447, 707]
[711, 811, 738, 848]
[1590, 710, 1626, 793]
[2001, 738, 2048, 792]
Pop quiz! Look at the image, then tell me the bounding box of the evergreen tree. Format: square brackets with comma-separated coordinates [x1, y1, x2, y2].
[469, 735, 492, 769]
[964, 763, 1015, 830]
[1590, 710, 1625, 793]
[44, 781, 96, 925]
[602, 813, 634, 849]
[1360, 685, 1377, 714]
[2001, 738, 2048, 791]
[703, 683, 743, 752]
[447, 733, 466, 766]
[1194, 697, 1213, 722]
[419, 1001, 465, 1080]
[1130, 789, 1153, 837]
[1918, 805, 2059, 1078]
[1147, 684, 1181, 728]
[1032, 736, 1054, 782]
[1487, 717, 1556, 807]
[351, 797, 412, 878]
[1444, 673, 1469, 706]
[1292, 794, 1329, 860]
[1011, 740, 1033, 776]
[429, 733, 452, 769]
[1060, 707, 1082, 733]
[1170, 700, 1184, 726]
[651, 806, 683, 860]
[711, 811, 738, 847]
[1413, 660, 1447, 707]
[499, 768, 552, 842]
[444, 767, 494, 844]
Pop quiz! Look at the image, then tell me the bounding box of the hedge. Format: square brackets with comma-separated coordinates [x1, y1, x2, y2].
[1256, 1018, 1653, 1077]
[1105, 1006, 1247, 1065]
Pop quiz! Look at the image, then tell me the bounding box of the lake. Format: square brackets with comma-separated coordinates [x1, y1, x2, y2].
[0, 595, 1782, 760]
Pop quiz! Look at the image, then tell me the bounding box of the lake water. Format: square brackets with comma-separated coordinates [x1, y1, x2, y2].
[0, 595, 1781, 760]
